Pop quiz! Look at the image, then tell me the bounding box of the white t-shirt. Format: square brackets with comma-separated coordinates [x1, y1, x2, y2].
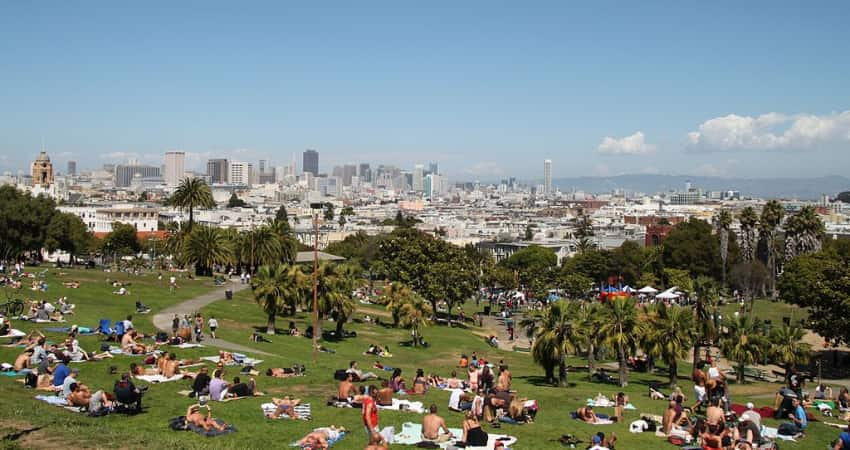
[170, 276, 176, 284]
[123, 320, 134, 330]
[708, 366, 720, 379]
[208, 318, 218, 328]
[589, 445, 610, 450]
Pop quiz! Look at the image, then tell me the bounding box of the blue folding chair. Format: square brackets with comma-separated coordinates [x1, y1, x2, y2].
[97, 319, 113, 335]
[115, 321, 125, 341]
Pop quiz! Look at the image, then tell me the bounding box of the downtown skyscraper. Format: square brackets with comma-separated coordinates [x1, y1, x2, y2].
[543, 159, 552, 195]
[303, 149, 319, 176]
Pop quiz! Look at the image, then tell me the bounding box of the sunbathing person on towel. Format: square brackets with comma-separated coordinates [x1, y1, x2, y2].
[186, 403, 228, 432]
[576, 405, 600, 423]
[67, 382, 93, 407]
[297, 426, 346, 449]
[267, 396, 302, 419]
[265, 365, 304, 378]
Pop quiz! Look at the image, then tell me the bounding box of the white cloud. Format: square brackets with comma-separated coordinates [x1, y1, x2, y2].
[598, 131, 655, 155]
[687, 110, 850, 152]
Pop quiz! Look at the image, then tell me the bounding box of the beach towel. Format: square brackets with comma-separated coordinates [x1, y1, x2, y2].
[261, 402, 312, 420]
[35, 394, 84, 413]
[586, 398, 637, 410]
[174, 343, 204, 349]
[378, 398, 426, 414]
[201, 355, 264, 366]
[43, 327, 95, 335]
[0, 329, 26, 339]
[392, 422, 517, 449]
[134, 374, 186, 383]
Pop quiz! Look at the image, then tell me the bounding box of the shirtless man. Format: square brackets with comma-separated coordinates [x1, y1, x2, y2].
[445, 371, 462, 389]
[338, 372, 356, 401]
[265, 365, 304, 378]
[297, 427, 346, 449]
[162, 353, 182, 378]
[122, 331, 154, 354]
[576, 405, 599, 423]
[67, 382, 92, 407]
[422, 404, 453, 443]
[364, 431, 389, 450]
[496, 365, 512, 391]
[186, 403, 227, 432]
[706, 399, 725, 427]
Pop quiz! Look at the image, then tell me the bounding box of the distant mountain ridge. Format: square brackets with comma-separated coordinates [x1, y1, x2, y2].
[552, 174, 850, 200]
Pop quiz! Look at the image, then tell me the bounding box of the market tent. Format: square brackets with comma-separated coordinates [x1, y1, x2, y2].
[656, 289, 680, 300]
[638, 286, 659, 294]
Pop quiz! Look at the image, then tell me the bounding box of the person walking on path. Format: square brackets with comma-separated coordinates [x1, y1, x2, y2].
[208, 316, 219, 339]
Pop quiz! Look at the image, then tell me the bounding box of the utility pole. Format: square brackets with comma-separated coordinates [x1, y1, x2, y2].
[310, 203, 323, 360]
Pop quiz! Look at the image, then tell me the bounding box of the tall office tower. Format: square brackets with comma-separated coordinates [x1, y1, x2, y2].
[67, 160, 77, 176]
[543, 159, 552, 195]
[229, 161, 254, 186]
[164, 151, 186, 186]
[206, 158, 229, 184]
[424, 173, 443, 198]
[303, 149, 319, 175]
[259, 159, 267, 175]
[428, 162, 438, 175]
[342, 164, 357, 186]
[358, 163, 371, 183]
[412, 164, 424, 192]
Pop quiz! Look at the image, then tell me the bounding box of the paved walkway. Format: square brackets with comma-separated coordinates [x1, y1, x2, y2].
[152, 282, 272, 356]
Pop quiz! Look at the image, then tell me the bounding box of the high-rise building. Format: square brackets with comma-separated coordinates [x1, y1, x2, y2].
[164, 151, 186, 186]
[428, 162, 439, 175]
[259, 159, 267, 176]
[206, 158, 229, 184]
[31, 152, 54, 187]
[543, 159, 552, 195]
[114, 163, 160, 187]
[303, 149, 319, 176]
[424, 173, 442, 199]
[342, 164, 357, 186]
[67, 160, 77, 176]
[358, 163, 371, 183]
[229, 161, 253, 186]
[412, 164, 424, 192]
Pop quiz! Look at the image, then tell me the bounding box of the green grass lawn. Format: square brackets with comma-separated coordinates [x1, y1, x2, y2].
[718, 297, 809, 328]
[0, 272, 845, 449]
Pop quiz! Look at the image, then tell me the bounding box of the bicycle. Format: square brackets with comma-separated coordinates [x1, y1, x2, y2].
[0, 289, 25, 317]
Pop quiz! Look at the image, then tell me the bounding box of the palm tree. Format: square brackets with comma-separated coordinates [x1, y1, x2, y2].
[184, 226, 233, 276]
[715, 209, 733, 287]
[380, 282, 415, 327]
[717, 315, 768, 384]
[169, 177, 216, 231]
[318, 263, 359, 336]
[759, 200, 784, 296]
[784, 206, 825, 260]
[251, 264, 291, 334]
[598, 298, 644, 387]
[572, 302, 605, 382]
[531, 301, 578, 386]
[692, 276, 719, 366]
[738, 207, 759, 262]
[644, 304, 698, 387]
[769, 324, 811, 380]
[398, 294, 432, 347]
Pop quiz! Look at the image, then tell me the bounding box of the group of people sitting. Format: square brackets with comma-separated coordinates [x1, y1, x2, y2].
[191, 367, 261, 401]
[24, 298, 75, 321]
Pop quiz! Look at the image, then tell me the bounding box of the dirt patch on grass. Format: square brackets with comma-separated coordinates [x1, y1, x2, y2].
[0, 419, 67, 450]
[219, 318, 255, 330]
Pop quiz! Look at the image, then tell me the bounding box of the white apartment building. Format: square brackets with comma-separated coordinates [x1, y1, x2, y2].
[229, 161, 254, 186]
[58, 205, 159, 234]
[164, 151, 185, 186]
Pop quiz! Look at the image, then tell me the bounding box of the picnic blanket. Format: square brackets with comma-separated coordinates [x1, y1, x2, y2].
[377, 398, 426, 414]
[586, 398, 637, 410]
[392, 422, 517, 449]
[174, 343, 204, 349]
[35, 394, 84, 413]
[16, 317, 66, 323]
[201, 354, 264, 366]
[169, 416, 236, 437]
[261, 402, 312, 420]
[43, 327, 96, 335]
[134, 374, 186, 383]
[0, 329, 26, 339]
[289, 429, 346, 448]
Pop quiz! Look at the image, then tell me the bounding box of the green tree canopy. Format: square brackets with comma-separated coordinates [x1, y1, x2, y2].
[227, 193, 247, 208]
[662, 217, 726, 280]
[779, 252, 850, 345]
[103, 222, 141, 256]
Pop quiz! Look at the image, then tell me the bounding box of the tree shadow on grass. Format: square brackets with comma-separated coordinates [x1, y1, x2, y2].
[514, 375, 577, 388]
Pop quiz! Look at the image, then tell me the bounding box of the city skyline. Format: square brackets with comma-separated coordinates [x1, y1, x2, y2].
[2, 3, 850, 180]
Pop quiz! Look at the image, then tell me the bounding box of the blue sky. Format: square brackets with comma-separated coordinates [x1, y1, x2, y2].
[2, 2, 849, 181]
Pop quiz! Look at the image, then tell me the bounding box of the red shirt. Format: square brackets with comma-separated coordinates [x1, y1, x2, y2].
[362, 396, 378, 428]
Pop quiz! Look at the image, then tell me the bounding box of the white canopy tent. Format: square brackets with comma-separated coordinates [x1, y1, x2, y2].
[656, 288, 681, 300]
[638, 286, 659, 294]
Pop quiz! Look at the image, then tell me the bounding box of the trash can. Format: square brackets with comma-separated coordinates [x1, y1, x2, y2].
[483, 306, 491, 316]
[225, 290, 233, 300]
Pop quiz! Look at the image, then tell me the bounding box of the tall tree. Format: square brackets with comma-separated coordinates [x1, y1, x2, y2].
[644, 304, 697, 387]
[758, 200, 784, 296]
[531, 301, 578, 386]
[769, 324, 811, 380]
[380, 282, 415, 327]
[318, 263, 359, 335]
[399, 294, 433, 347]
[692, 276, 719, 366]
[779, 253, 850, 346]
[170, 177, 215, 231]
[715, 209, 733, 287]
[44, 212, 92, 263]
[184, 226, 233, 276]
[103, 222, 141, 256]
[662, 218, 725, 281]
[500, 245, 557, 300]
[738, 207, 759, 262]
[598, 298, 645, 387]
[783, 206, 825, 260]
[717, 315, 768, 384]
[0, 186, 58, 260]
[572, 302, 605, 381]
[323, 203, 335, 222]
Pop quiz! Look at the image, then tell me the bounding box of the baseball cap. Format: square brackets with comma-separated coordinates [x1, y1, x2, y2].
[592, 435, 602, 444]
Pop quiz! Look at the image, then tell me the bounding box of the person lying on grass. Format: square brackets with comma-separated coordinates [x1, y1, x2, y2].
[347, 361, 378, 381]
[5, 329, 44, 348]
[226, 376, 260, 398]
[265, 365, 305, 378]
[266, 396, 302, 419]
[160, 353, 203, 378]
[186, 402, 228, 432]
[576, 405, 600, 423]
[67, 382, 93, 407]
[297, 427, 347, 449]
[64, 332, 113, 362]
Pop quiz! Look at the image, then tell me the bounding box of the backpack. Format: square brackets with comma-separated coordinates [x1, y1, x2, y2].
[333, 369, 347, 381]
[25, 372, 38, 388]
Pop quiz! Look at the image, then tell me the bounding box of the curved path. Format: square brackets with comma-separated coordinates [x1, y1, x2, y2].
[152, 282, 272, 356]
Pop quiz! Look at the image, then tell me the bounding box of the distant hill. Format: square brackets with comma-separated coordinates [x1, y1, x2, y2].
[552, 174, 850, 200]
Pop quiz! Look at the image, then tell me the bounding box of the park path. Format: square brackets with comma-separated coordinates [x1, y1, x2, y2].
[152, 282, 272, 356]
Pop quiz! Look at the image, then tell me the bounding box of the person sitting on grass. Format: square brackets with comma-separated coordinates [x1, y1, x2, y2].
[67, 382, 92, 407]
[421, 404, 453, 443]
[227, 376, 259, 398]
[88, 390, 115, 415]
[288, 321, 300, 337]
[413, 368, 429, 394]
[192, 367, 211, 397]
[461, 409, 488, 447]
[266, 396, 301, 419]
[390, 368, 406, 393]
[445, 371, 463, 390]
[732, 419, 761, 447]
[337, 372, 356, 402]
[784, 397, 808, 438]
[121, 330, 156, 354]
[662, 400, 678, 435]
[112, 286, 129, 296]
[114, 372, 145, 412]
[135, 301, 150, 313]
[347, 361, 378, 381]
[832, 425, 850, 450]
[186, 402, 227, 432]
